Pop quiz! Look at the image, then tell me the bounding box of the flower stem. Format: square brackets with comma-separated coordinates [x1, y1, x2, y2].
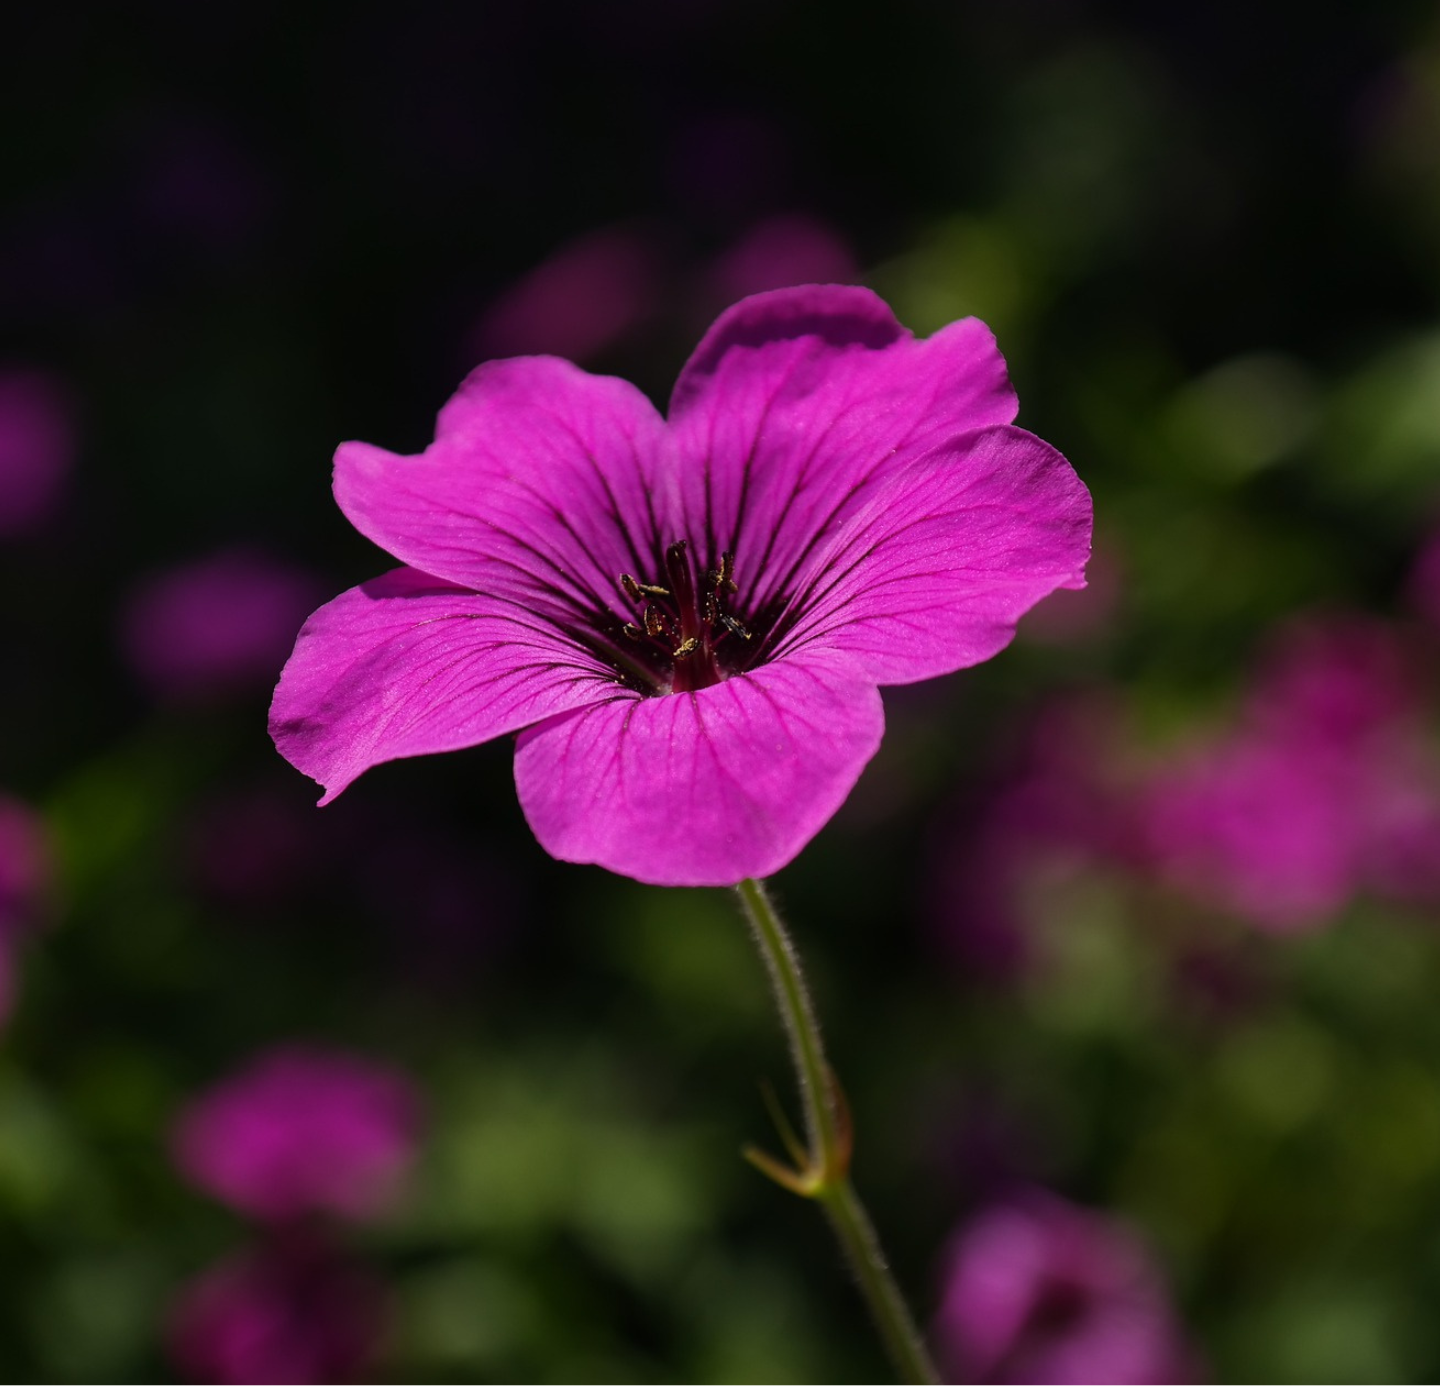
[734, 878, 940, 1386]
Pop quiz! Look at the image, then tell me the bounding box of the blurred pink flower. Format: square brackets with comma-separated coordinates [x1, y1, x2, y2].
[703, 214, 858, 305]
[938, 612, 1440, 955]
[0, 793, 49, 940]
[0, 368, 74, 536]
[0, 794, 51, 1029]
[1145, 613, 1440, 930]
[171, 1047, 422, 1223]
[120, 548, 322, 703]
[1354, 734, 1440, 904]
[166, 1231, 387, 1386]
[1145, 729, 1360, 931]
[1244, 614, 1421, 746]
[467, 223, 664, 364]
[933, 1189, 1198, 1385]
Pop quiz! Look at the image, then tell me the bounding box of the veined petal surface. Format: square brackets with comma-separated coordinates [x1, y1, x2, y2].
[513, 650, 884, 886]
[334, 358, 674, 624]
[270, 568, 618, 803]
[768, 425, 1092, 684]
[668, 285, 1018, 612]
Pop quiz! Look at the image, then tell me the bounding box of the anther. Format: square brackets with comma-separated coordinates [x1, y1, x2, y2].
[715, 551, 739, 593]
[643, 606, 670, 639]
[721, 614, 751, 640]
[673, 637, 699, 659]
[622, 573, 669, 603]
[622, 623, 643, 640]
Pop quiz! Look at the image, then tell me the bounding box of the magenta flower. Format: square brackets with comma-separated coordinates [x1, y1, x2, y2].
[1145, 613, 1440, 930]
[933, 1189, 1198, 1385]
[0, 793, 51, 1028]
[1244, 613, 1421, 746]
[468, 222, 664, 365]
[704, 214, 858, 306]
[166, 1231, 387, 1386]
[122, 547, 322, 703]
[271, 286, 1091, 885]
[0, 368, 74, 537]
[0, 793, 50, 940]
[1145, 728, 1361, 931]
[171, 1046, 422, 1223]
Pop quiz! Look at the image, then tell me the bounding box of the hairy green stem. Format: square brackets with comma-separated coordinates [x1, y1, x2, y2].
[734, 878, 940, 1385]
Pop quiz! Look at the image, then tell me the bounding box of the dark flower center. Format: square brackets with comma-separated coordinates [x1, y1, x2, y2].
[616, 540, 751, 694]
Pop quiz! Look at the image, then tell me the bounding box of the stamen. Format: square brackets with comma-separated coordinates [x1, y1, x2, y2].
[610, 541, 751, 693]
[713, 551, 738, 593]
[621, 574, 672, 603]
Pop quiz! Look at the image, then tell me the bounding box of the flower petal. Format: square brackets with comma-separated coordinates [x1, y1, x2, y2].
[333, 358, 674, 623]
[270, 568, 621, 803]
[768, 425, 1092, 684]
[668, 285, 1018, 612]
[513, 651, 884, 886]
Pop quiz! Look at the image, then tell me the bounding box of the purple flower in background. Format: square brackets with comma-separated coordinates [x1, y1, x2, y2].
[0, 794, 49, 939]
[166, 1231, 387, 1386]
[0, 794, 51, 1028]
[271, 285, 1091, 885]
[703, 214, 857, 306]
[933, 1189, 1198, 1385]
[121, 548, 321, 703]
[1145, 613, 1440, 929]
[1360, 740, 1440, 903]
[1244, 614, 1420, 746]
[0, 368, 75, 536]
[171, 1047, 421, 1223]
[1145, 728, 1360, 931]
[468, 223, 665, 365]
